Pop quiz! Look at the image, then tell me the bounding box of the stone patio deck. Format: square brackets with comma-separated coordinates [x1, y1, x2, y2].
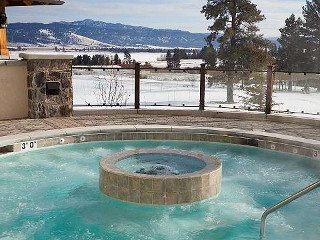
[1, 113, 319, 141]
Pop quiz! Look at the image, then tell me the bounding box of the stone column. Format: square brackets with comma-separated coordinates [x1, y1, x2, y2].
[20, 53, 73, 119]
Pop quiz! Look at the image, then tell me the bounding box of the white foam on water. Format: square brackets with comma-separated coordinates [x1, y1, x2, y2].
[0, 220, 45, 240]
[145, 213, 197, 240]
[0, 161, 31, 169]
[81, 229, 103, 240]
[123, 146, 137, 151]
[57, 164, 97, 178]
[0, 172, 25, 181]
[0, 141, 319, 239]
[268, 212, 293, 231]
[88, 147, 113, 156]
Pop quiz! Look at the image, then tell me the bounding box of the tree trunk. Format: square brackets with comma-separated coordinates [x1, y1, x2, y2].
[288, 80, 293, 92]
[227, 76, 234, 103]
[231, 0, 236, 49]
[226, 0, 237, 104]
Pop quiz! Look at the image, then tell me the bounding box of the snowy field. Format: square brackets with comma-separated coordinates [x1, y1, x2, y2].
[11, 50, 203, 68]
[11, 50, 203, 67]
[10, 49, 320, 115]
[73, 69, 320, 115]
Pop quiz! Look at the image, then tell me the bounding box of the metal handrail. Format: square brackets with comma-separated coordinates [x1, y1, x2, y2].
[260, 180, 320, 240]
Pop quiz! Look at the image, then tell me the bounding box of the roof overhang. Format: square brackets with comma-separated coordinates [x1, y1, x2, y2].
[5, 0, 64, 6]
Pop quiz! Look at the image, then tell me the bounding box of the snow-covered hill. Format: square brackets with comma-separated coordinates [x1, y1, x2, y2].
[68, 33, 116, 47]
[7, 19, 210, 48]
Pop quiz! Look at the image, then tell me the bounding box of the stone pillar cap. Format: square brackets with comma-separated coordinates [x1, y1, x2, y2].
[19, 53, 73, 60]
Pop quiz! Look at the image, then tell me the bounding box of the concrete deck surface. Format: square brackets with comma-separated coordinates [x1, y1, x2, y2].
[1, 114, 319, 141]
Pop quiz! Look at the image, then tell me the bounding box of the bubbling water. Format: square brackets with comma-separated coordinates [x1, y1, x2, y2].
[0, 140, 319, 240]
[115, 153, 206, 175]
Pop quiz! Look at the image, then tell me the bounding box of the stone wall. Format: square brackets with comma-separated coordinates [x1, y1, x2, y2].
[20, 54, 73, 118]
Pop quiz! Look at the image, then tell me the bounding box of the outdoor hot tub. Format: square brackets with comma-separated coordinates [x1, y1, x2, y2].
[0, 125, 319, 239]
[100, 149, 222, 205]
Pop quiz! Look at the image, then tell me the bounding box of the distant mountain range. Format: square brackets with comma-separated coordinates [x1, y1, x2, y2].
[7, 19, 279, 49]
[7, 19, 210, 48]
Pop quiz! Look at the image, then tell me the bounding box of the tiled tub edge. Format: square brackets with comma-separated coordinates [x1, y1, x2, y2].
[100, 149, 222, 205]
[0, 125, 319, 160]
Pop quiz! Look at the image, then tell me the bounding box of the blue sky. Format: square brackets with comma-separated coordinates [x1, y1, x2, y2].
[6, 0, 306, 37]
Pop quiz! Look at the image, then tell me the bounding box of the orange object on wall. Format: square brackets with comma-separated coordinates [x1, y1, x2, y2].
[0, 28, 9, 56]
[0, 1, 8, 57]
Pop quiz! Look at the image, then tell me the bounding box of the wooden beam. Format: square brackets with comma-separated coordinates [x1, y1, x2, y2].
[199, 63, 206, 110]
[23, 1, 32, 6]
[0, 1, 5, 10]
[5, 0, 64, 6]
[135, 63, 140, 109]
[0, 29, 8, 56]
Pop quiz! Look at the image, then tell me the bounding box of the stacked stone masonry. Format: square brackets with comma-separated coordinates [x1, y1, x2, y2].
[26, 58, 73, 118]
[100, 149, 222, 205]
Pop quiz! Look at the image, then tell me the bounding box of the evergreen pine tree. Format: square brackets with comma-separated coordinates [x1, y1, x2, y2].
[178, 49, 188, 59]
[106, 56, 111, 65]
[82, 55, 91, 65]
[303, 0, 320, 72]
[123, 49, 131, 63]
[173, 48, 181, 68]
[74, 55, 83, 65]
[200, 46, 217, 68]
[166, 50, 173, 68]
[202, 0, 273, 103]
[100, 55, 106, 66]
[114, 54, 120, 65]
[91, 55, 99, 65]
[277, 14, 307, 72]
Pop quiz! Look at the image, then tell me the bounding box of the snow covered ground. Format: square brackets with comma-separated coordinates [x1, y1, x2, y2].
[8, 49, 320, 115]
[11, 50, 203, 68]
[73, 69, 320, 115]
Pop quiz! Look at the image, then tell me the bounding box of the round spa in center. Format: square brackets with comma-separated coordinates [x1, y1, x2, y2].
[100, 149, 222, 205]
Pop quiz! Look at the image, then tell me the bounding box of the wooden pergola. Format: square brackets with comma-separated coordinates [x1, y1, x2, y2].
[0, 0, 64, 57]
